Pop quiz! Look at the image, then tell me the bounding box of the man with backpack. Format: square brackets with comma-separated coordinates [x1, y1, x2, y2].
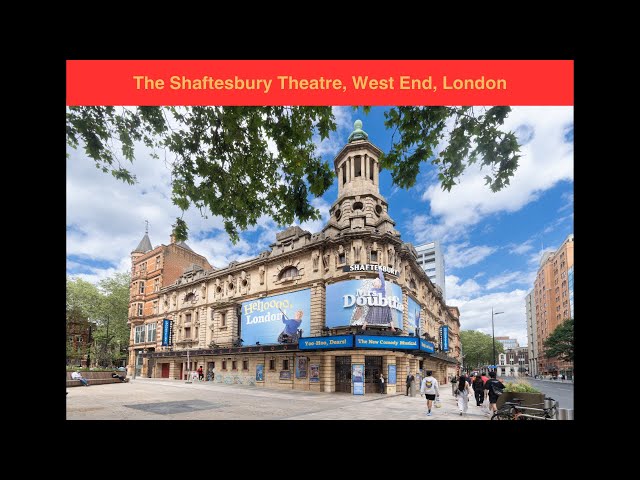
[420, 370, 440, 416]
[472, 374, 486, 406]
[484, 371, 505, 415]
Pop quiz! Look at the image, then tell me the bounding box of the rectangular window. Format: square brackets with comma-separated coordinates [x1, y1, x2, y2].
[354, 155, 362, 177]
[232, 361, 237, 370]
[185, 313, 192, 324]
[243, 360, 249, 370]
[139, 281, 145, 294]
[146, 323, 156, 342]
[269, 359, 276, 370]
[137, 303, 143, 316]
[369, 158, 374, 180]
[153, 300, 158, 315]
[220, 312, 226, 327]
[155, 255, 161, 270]
[135, 325, 145, 344]
[184, 327, 191, 338]
[222, 360, 227, 370]
[370, 250, 378, 263]
[342, 165, 347, 185]
[154, 278, 160, 292]
[282, 359, 289, 371]
[338, 253, 346, 264]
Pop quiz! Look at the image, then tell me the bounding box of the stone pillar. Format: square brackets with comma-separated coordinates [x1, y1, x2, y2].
[322, 353, 334, 393]
[383, 354, 396, 394]
[169, 360, 179, 380]
[373, 162, 379, 186]
[364, 153, 369, 180]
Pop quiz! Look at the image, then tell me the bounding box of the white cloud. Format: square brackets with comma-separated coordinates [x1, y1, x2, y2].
[509, 239, 535, 255]
[485, 271, 535, 290]
[406, 106, 573, 243]
[314, 107, 354, 156]
[449, 289, 529, 346]
[559, 191, 574, 212]
[445, 242, 497, 269]
[445, 275, 482, 300]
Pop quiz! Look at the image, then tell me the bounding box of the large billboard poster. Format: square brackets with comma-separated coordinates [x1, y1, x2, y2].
[407, 296, 421, 336]
[241, 289, 311, 345]
[326, 271, 403, 329]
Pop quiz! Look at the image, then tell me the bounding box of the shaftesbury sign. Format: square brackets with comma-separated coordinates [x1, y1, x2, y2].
[162, 319, 173, 346]
[343, 264, 399, 276]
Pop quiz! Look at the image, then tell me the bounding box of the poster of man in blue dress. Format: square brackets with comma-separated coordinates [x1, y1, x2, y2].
[326, 270, 403, 330]
[241, 289, 311, 345]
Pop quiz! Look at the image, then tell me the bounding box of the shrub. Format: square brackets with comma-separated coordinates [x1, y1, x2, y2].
[504, 379, 541, 393]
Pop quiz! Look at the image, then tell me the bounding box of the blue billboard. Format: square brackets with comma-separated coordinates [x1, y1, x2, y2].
[420, 339, 435, 353]
[326, 271, 403, 330]
[441, 325, 449, 352]
[241, 289, 311, 345]
[162, 319, 172, 346]
[407, 296, 421, 335]
[355, 335, 418, 349]
[299, 335, 353, 350]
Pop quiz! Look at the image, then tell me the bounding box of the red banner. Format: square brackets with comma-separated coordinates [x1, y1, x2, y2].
[67, 60, 573, 106]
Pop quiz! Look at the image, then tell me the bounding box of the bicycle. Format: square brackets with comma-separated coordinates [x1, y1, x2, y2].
[490, 396, 558, 420]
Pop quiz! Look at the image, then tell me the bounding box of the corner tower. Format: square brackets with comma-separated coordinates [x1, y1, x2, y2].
[323, 120, 399, 237]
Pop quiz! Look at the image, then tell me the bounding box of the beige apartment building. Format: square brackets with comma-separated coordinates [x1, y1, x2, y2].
[533, 234, 574, 378]
[127, 121, 461, 393]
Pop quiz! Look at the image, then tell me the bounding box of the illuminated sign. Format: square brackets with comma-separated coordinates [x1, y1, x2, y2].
[298, 335, 353, 350]
[355, 335, 418, 350]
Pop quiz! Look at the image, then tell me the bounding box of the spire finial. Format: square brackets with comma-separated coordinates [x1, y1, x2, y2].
[348, 119, 368, 142]
[145, 220, 149, 235]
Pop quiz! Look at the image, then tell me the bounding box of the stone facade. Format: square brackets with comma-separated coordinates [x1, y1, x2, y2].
[130, 124, 461, 392]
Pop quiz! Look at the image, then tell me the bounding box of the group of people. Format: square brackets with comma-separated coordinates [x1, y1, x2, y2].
[451, 371, 505, 416]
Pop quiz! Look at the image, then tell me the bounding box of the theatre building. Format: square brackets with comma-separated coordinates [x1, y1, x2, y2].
[130, 121, 461, 393]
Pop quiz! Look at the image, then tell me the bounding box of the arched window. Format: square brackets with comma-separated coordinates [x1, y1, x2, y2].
[279, 266, 299, 280]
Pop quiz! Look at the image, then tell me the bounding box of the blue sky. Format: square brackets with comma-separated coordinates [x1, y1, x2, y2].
[67, 106, 573, 346]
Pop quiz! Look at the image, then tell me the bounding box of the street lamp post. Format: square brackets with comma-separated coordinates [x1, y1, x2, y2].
[492, 308, 504, 371]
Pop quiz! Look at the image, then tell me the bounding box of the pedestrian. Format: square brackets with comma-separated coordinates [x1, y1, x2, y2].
[71, 370, 89, 387]
[406, 372, 415, 396]
[484, 371, 506, 416]
[111, 370, 127, 382]
[197, 365, 204, 381]
[472, 373, 485, 406]
[455, 375, 471, 416]
[420, 370, 440, 416]
[379, 373, 386, 394]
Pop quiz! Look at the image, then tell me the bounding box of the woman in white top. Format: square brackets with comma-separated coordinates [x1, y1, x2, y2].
[455, 375, 471, 416]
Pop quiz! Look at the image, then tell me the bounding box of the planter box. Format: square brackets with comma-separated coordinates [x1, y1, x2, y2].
[496, 391, 545, 410]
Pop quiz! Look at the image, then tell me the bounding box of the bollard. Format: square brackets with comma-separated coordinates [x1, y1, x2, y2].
[557, 408, 574, 420]
[410, 382, 417, 397]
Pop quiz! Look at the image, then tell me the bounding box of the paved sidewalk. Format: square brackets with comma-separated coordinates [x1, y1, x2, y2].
[66, 378, 489, 420]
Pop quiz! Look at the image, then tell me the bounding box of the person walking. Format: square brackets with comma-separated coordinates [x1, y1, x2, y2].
[484, 371, 506, 416]
[379, 373, 386, 394]
[197, 366, 204, 381]
[420, 370, 440, 416]
[455, 375, 471, 416]
[472, 374, 486, 407]
[406, 372, 415, 396]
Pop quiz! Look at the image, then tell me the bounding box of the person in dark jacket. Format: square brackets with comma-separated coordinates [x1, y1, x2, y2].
[484, 371, 505, 415]
[472, 374, 486, 406]
[406, 372, 415, 395]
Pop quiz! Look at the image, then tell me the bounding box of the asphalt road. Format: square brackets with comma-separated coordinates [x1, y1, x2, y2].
[504, 377, 574, 409]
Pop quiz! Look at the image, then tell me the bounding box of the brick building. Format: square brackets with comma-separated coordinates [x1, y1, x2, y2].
[131, 121, 461, 393]
[127, 230, 212, 377]
[533, 234, 574, 378]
